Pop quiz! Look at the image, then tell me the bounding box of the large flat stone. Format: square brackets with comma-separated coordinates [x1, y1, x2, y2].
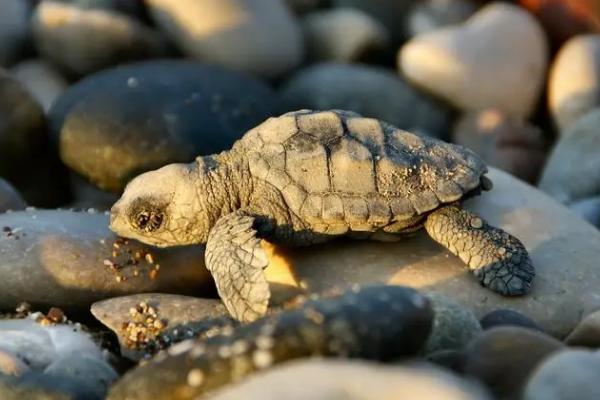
[265, 167, 600, 338]
[0, 210, 213, 311]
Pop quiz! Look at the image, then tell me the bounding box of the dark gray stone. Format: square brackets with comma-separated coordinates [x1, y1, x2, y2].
[281, 63, 450, 138]
[0, 178, 25, 212]
[49, 60, 279, 192]
[0, 0, 30, 67]
[424, 294, 481, 354]
[44, 355, 118, 399]
[480, 309, 542, 332]
[0, 209, 214, 311]
[107, 286, 433, 400]
[91, 294, 228, 360]
[463, 327, 563, 399]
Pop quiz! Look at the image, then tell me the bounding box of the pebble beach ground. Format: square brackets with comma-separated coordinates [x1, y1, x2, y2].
[1, 0, 600, 399]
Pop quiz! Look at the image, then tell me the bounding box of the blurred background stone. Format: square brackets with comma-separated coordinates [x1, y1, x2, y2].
[539, 109, 600, 203]
[10, 59, 69, 112]
[406, 0, 478, 37]
[452, 109, 548, 183]
[0, 178, 25, 212]
[399, 3, 548, 118]
[32, 1, 169, 77]
[145, 0, 303, 79]
[548, 34, 600, 132]
[281, 62, 451, 138]
[302, 8, 389, 63]
[0, 0, 30, 67]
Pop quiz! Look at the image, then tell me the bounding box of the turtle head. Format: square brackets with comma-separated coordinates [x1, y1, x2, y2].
[110, 163, 210, 247]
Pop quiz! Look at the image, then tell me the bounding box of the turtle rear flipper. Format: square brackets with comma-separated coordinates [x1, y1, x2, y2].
[205, 211, 270, 322]
[424, 205, 535, 295]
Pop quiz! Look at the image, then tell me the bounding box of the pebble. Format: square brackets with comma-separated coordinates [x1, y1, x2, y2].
[332, 0, 417, 42]
[49, 60, 278, 192]
[267, 167, 600, 338]
[399, 3, 548, 118]
[31, 1, 168, 77]
[207, 359, 492, 400]
[10, 59, 69, 112]
[0, 349, 29, 376]
[463, 327, 564, 399]
[569, 196, 600, 228]
[0, 319, 104, 370]
[1, 371, 103, 400]
[424, 294, 481, 355]
[523, 350, 600, 400]
[145, 0, 303, 78]
[406, 0, 477, 37]
[452, 109, 547, 183]
[518, 0, 600, 45]
[281, 63, 450, 138]
[91, 294, 229, 360]
[0, 178, 25, 212]
[0, 0, 29, 67]
[44, 355, 118, 399]
[302, 8, 389, 63]
[0, 69, 47, 184]
[0, 210, 213, 311]
[107, 286, 433, 399]
[565, 310, 600, 347]
[480, 309, 542, 332]
[539, 109, 600, 204]
[548, 34, 600, 132]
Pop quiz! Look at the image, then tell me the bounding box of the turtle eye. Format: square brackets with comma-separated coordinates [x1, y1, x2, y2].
[135, 210, 163, 232]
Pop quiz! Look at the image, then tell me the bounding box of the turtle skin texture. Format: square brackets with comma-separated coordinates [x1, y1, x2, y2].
[110, 110, 535, 322]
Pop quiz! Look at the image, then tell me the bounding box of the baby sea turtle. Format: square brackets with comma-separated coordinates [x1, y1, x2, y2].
[107, 285, 433, 400]
[110, 110, 535, 322]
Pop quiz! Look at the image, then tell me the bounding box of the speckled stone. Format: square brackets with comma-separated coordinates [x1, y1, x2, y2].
[463, 327, 563, 399]
[0, 210, 213, 311]
[49, 60, 278, 192]
[107, 286, 433, 399]
[32, 1, 168, 76]
[281, 63, 450, 138]
[145, 0, 303, 78]
[91, 294, 229, 360]
[523, 350, 600, 400]
[208, 359, 492, 400]
[539, 109, 600, 204]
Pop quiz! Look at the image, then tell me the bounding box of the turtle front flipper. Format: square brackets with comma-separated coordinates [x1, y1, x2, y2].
[205, 210, 270, 322]
[424, 205, 535, 296]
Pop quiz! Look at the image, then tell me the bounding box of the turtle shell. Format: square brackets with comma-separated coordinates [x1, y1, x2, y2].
[234, 110, 487, 232]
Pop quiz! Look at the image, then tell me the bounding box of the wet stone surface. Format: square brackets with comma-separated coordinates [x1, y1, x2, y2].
[107, 285, 433, 400]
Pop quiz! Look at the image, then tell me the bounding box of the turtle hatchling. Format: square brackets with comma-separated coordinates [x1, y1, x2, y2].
[110, 110, 535, 322]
